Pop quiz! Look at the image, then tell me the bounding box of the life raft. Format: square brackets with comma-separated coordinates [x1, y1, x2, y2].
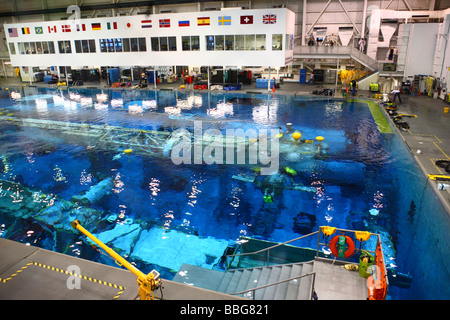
[329, 234, 355, 258]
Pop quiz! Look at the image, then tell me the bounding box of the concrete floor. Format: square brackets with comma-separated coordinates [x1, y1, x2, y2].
[0, 76, 448, 300]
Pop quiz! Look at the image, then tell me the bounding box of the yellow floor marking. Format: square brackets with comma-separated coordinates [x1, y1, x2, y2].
[0, 261, 127, 299]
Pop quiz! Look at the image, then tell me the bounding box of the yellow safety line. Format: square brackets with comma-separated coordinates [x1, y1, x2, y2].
[0, 262, 127, 300]
[433, 142, 450, 159]
[430, 158, 443, 174]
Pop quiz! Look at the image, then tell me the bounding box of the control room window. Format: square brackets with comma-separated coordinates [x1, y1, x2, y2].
[235, 35, 245, 50]
[225, 35, 234, 50]
[123, 38, 130, 52]
[245, 35, 255, 50]
[160, 37, 168, 51]
[182, 36, 190, 51]
[58, 40, 71, 54]
[99, 39, 107, 52]
[191, 36, 199, 50]
[206, 36, 214, 51]
[42, 42, 49, 54]
[107, 39, 115, 52]
[130, 38, 138, 52]
[168, 37, 176, 51]
[256, 34, 266, 50]
[215, 35, 224, 50]
[151, 37, 159, 51]
[48, 41, 55, 54]
[272, 34, 282, 50]
[9, 43, 16, 55]
[29, 42, 36, 54]
[182, 36, 199, 51]
[114, 38, 122, 52]
[89, 40, 96, 53]
[138, 38, 146, 51]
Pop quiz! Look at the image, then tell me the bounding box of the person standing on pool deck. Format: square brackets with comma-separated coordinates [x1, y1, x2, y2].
[391, 88, 402, 103]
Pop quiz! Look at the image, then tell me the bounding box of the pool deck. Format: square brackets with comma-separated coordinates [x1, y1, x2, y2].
[0, 77, 449, 300]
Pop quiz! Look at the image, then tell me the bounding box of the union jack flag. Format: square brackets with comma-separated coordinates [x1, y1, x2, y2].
[159, 19, 170, 28]
[263, 14, 276, 24]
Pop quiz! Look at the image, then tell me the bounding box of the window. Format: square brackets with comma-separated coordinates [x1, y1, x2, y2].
[114, 38, 122, 52]
[9, 43, 16, 55]
[123, 38, 130, 52]
[99, 39, 107, 52]
[191, 36, 199, 50]
[272, 34, 282, 50]
[182, 36, 199, 51]
[235, 35, 245, 50]
[42, 42, 49, 54]
[89, 40, 96, 53]
[159, 37, 167, 51]
[130, 38, 138, 52]
[245, 35, 255, 50]
[182, 36, 190, 51]
[168, 37, 176, 51]
[138, 38, 146, 51]
[29, 42, 36, 54]
[48, 41, 55, 54]
[107, 39, 114, 52]
[151, 37, 159, 51]
[256, 34, 266, 50]
[206, 36, 214, 51]
[225, 35, 234, 50]
[215, 35, 224, 50]
[58, 40, 71, 53]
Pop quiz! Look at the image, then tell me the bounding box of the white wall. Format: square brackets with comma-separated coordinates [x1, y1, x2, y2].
[4, 7, 294, 68]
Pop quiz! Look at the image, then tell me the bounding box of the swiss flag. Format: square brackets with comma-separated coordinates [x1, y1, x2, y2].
[240, 15, 253, 24]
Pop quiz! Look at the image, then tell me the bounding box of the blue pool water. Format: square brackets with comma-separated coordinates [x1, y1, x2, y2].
[0, 86, 448, 299]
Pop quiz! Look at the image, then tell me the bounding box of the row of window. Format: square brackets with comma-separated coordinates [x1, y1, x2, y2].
[12, 34, 287, 55]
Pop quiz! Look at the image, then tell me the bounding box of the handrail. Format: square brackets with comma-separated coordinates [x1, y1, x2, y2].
[229, 271, 316, 300]
[226, 231, 319, 267]
[226, 227, 389, 299]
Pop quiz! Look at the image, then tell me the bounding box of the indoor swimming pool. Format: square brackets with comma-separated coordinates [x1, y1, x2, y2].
[0, 86, 448, 300]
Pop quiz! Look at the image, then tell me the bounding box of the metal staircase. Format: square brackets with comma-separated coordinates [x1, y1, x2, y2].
[217, 261, 315, 300]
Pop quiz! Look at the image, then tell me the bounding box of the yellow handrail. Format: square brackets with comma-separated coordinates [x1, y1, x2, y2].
[71, 219, 162, 300]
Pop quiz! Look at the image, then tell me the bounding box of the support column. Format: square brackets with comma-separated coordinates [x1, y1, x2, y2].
[302, 0, 307, 46]
[267, 66, 271, 91]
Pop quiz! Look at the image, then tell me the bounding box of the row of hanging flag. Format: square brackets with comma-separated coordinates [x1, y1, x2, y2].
[8, 14, 277, 37]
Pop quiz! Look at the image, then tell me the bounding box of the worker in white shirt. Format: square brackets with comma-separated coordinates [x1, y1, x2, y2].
[391, 89, 402, 104]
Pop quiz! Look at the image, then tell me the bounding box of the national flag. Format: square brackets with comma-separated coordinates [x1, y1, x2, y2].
[159, 19, 170, 28]
[91, 23, 101, 31]
[48, 26, 57, 33]
[35, 26, 43, 34]
[197, 17, 210, 26]
[240, 15, 253, 24]
[141, 20, 152, 28]
[263, 14, 276, 24]
[125, 22, 132, 29]
[178, 20, 190, 27]
[21, 27, 30, 34]
[107, 22, 117, 30]
[8, 28, 18, 37]
[76, 24, 86, 32]
[218, 16, 231, 26]
[62, 25, 71, 32]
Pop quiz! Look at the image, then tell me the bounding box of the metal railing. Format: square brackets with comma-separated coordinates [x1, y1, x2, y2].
[230, 270, 316, 300]
[293, 45, 379, 71]
[226, 227, 389, 300]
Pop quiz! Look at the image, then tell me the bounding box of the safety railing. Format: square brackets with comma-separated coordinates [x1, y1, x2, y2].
[226, 226, 389, 300]
[294, 45, 379, 71]
[230, 270, 316, 300]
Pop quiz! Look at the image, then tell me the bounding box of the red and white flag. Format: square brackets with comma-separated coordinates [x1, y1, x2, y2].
[62, 25, 71, 32]
[48, 26, 57, 33]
